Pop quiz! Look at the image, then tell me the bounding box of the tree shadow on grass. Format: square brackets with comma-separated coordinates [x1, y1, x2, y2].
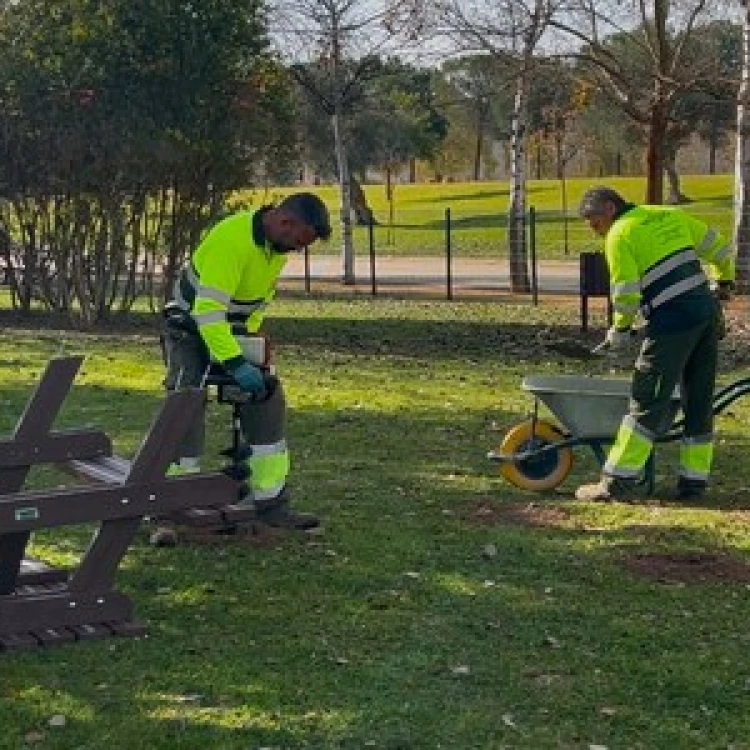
[387, 213, 508, 231]
[3, 400, 750, 747]
[415, 187, 511, 203]
[265, 315, 604, 365]
[0, 305, 608, 366]
[0, 307, 607, 368]
[693, 194, 734, 207]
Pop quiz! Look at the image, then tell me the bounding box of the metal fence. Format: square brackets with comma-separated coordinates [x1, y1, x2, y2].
[279, 206, 734, 301]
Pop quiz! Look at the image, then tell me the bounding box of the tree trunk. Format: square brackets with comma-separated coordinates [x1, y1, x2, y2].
[350, 174, 376, 226]
[664, 152, 691, 204]
[473, 105, 485, 181]
[646, 2, 670, 205]
[386, 166, 395, 245]
[557, 135, 570, 255]
[508, 70, 531, 293]
[709, 104, 719, 175]
[645, 105, 668, 204]
[333, 108, 355, 284]
[328, 5, 355, 285]
[535, 139, 542, 180]
[734, 0, 750, 295]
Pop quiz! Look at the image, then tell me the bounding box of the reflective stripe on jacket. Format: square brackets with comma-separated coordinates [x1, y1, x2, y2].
[605, 205, 734, 330]
[169, 211, 287, 363]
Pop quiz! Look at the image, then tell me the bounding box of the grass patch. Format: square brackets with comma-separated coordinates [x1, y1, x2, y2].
[236, 175, 735, 259]
[1, 296, 749, 749]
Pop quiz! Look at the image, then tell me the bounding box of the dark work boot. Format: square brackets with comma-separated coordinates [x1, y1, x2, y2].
[255, 488, 320, 530]
[674, 477, 707, 501]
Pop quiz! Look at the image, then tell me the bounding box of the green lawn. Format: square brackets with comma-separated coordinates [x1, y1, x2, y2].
[235, 175, 736, 260]
[1, 297, 750, 749]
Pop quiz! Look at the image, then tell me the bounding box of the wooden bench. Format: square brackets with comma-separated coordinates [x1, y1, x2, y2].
[66, 360, 259, 536]
[0, 356, 246, 651]
[69, 454, 257, 531]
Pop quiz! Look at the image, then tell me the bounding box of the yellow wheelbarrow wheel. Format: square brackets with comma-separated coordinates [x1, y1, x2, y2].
[498, 419, 573, 491]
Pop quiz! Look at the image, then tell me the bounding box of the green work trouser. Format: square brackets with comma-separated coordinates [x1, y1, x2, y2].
[604, 305, 720, 481]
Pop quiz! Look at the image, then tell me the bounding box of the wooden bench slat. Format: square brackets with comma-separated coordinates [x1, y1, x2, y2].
[68, 456, 132, 485]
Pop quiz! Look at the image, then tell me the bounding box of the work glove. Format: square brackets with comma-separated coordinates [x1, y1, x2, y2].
[717, 280, 734, 302]
[231, 360, 267, 398]
[592, 326, 637, 355]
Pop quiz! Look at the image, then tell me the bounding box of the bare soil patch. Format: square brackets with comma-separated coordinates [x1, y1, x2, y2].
[176, 521, 286, 547]
[621, 551, 750, 583]
[464, 501, 571, 528]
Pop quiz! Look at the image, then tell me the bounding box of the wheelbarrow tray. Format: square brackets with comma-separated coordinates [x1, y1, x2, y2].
[522, 375, 681, 439]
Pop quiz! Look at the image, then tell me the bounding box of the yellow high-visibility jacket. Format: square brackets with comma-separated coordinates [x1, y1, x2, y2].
[605, 205, 734, 330]
[170, 210, 286, 364]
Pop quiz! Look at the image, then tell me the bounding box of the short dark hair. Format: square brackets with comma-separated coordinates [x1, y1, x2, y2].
[279, 192, 331, 241]
[579, 186, 629, 218]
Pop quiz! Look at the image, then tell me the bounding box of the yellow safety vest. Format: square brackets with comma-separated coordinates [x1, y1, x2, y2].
[605, 205, 734, 330]
[171, 210, 287, 363]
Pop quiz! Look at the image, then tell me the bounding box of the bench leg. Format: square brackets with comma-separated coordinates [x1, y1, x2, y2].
[0, 532, 30, 596]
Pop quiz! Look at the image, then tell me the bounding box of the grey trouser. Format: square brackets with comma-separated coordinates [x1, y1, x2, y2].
[162, 326, 286, 462]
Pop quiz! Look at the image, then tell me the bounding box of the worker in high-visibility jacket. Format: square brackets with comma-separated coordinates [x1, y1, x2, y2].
[575, 186, 735, 502]
[155, 192, 331, 544]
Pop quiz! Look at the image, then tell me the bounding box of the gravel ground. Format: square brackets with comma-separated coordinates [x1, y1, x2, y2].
[720, 307, 750, 369]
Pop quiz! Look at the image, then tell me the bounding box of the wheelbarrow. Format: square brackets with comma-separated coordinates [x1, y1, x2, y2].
[489, 374, 750, 493]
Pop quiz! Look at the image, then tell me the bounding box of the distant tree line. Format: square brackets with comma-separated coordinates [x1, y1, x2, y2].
[0, 0, 744, 319]
[0, 0, 295, 321]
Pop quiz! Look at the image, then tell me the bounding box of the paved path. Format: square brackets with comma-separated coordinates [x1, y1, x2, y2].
[281, 255, 581, 293]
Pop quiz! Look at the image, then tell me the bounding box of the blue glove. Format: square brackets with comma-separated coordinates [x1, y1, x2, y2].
[232, 361, 266, 396]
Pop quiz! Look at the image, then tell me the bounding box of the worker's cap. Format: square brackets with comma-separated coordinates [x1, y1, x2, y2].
[579, 186, 627, 218]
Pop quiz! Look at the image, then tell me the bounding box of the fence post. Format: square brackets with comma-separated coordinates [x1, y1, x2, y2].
[368, 220, 377, 296]
[529, 206, 538, 306]
[445, 207, 453, 301]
